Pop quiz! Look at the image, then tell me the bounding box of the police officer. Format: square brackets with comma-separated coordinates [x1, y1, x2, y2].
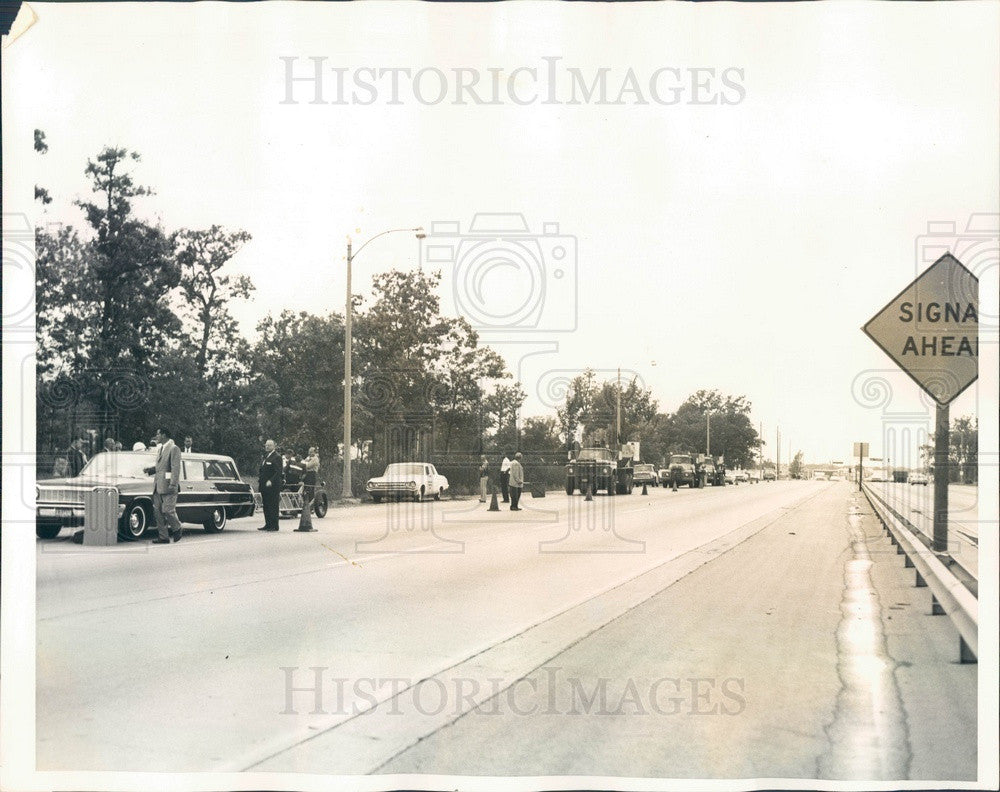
[258, 439, 283, 531]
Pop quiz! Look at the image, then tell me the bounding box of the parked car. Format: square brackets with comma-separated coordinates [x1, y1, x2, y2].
[909, 472, 929, 486]
[734, 470, 750, 483]
[35, 450, 255, 540]
[762, 469, 776, 481]
[365, 462, 449, 502]
[724, 469, 737, 485]
[633, 463, 659, 488]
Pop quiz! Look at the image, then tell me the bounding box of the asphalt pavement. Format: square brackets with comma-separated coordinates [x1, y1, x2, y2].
[35, 481, 976, 780]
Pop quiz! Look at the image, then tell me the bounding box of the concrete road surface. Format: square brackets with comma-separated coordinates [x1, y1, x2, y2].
[36, 481, 976, 780]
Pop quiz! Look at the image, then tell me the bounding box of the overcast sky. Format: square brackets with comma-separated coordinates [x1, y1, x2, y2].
[5, 1, 998, 466]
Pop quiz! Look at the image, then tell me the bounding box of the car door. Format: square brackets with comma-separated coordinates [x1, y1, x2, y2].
[178, 458, 212, 524]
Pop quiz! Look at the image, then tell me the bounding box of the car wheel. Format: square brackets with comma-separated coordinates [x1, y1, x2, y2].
[313, 492, 329, 517]
[36, 523, 61, 539]
[203, 506, 227, 533]
[434, 487, 443, 501]
[565, 478, 575, 495]
[413, 486, 424, 502]
[119, 502, 149, 541]
[371, 494, 382, 504]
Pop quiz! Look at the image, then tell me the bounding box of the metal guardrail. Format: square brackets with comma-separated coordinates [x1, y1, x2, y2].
[862, 483, 977, 663]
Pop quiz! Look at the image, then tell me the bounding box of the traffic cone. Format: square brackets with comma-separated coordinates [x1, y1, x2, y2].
[488, 492, 500, 511]
[584, 485, 593, 502]
[641, 483, 648, 495]
[672, 479, 678, 492]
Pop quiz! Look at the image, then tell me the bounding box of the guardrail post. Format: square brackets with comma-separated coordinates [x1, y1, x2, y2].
[896, 541, 904, 555]
[930, 595, 945, 615]
[904, 554, 914, 568]
[915, 570, 927, 587]
[959, 637, 977, 664]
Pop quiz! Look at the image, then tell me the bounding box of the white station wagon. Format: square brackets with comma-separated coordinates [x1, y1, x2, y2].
[365, 462, 449, 503]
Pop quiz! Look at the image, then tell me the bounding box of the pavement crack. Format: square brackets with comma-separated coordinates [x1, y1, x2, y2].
[816, 497, 913, 780]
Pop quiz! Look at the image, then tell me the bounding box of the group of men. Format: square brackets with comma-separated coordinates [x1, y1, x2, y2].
[257, 440, 320, 532]
[487, 452, 525, 511]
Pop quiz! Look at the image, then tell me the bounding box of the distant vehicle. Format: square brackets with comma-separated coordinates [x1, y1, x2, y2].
[829, 475, 844, 481]
[812, 471, 827, 481]
[762, 469, 776, 482]
[734, 470, 749, 483]
[566, 447, 634, 495]
[724, 469, 737, 485]
[36, 450, 255, 540]
[633, 463, 659, 488]
[666, 454, 700, 489]
[909, 472, 929, 486]
[657, 468, 670, 486]
[365, 462, 449, 502]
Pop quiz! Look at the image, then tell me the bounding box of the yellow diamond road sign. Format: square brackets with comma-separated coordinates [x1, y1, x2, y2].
[863, 253, 979, 406]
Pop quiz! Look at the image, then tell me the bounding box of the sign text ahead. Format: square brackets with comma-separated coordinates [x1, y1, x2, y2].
[863, 253, 978, 405]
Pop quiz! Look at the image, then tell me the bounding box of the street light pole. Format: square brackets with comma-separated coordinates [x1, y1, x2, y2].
[342, 226, 425, 500]
[706, 410, 711, 456]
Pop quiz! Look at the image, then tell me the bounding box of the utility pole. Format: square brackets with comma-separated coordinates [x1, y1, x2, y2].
[776, 426, 781, 479]
[615, 367, 621, 449]
[343, 238, 354, 500]
[706, 410, 711, 456]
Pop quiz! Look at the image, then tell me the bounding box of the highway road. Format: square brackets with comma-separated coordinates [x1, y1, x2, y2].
[36, 481, 976, 780]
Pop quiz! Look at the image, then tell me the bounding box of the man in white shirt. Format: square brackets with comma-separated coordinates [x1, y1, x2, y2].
[499, 453, 512, 503]
[509, 453, 524, 511]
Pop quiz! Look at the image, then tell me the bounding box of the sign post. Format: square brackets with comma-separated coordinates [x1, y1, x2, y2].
[853, 442, 869, 491]
[863, 253, 979, 557]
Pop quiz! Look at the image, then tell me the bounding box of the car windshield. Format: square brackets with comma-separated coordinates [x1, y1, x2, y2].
[78, 452, 155, 479]
[577, 449, 613, 461]
[636, 464, 653, 472]
[670, 455, 693, 465]
[385, 463, 425, 476]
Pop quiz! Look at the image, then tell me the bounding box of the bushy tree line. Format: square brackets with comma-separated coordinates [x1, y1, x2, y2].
[554, 374, 763, 469]
[35, 141, 522, 491]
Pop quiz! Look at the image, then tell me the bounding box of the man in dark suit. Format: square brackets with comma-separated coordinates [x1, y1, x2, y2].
[143, 426, 183, 543]
[258, 439, 283, 531]
[182, 436, 193, 453]
[67, 437, 88, 477]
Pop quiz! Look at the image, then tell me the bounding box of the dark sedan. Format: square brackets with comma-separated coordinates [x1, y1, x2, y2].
[36, 451, 255, 540]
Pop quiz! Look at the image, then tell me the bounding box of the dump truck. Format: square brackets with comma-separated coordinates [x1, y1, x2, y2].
[566, 446, 635, 495]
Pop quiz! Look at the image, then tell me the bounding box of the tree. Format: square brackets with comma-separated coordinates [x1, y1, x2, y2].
[659, 390, 761, 468]
[173, 225, 254, 373]
[789, 450, 805, 479]
[34, 128, 51, 204]
[74, 146, 181, 370]
[253, 310, 346, 459]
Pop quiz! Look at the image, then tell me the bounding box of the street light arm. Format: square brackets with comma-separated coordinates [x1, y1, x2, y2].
[350, 227, 424, 262]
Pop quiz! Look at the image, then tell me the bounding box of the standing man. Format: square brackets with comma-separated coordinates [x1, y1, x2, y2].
[67, 437, 88, 477]
[499, 452, 512, 503]
[296, 446, 320, 532]
[182, 436, 193, 453]
[478, 455, 489, 503]
[143, 426, 183, 544]
[103, 438, 116, 453]
[258, 439, 283, 531]
[509, 452, 524, 511]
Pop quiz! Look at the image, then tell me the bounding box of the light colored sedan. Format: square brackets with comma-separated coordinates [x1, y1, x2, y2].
[909, 472, 929, 486]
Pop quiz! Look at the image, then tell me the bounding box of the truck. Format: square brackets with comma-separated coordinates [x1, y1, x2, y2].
[707, 456, 727, 487]
[666, 453, 699, 489]
[566, 446, 635, 496]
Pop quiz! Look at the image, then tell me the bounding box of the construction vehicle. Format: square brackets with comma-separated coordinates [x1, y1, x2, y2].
[666, 453, 699, 488]
[707, 456, 727, 486]
[565, 446, 635, 495]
